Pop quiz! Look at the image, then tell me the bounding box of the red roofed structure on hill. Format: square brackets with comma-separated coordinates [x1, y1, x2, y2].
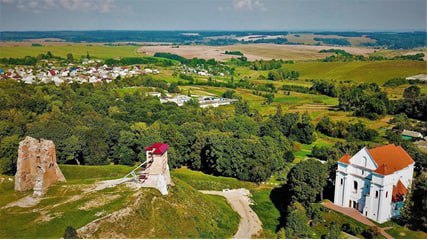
[145, 142, 169, 155]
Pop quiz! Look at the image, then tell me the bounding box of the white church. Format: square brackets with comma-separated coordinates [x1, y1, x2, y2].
[334, 144, 414, 223]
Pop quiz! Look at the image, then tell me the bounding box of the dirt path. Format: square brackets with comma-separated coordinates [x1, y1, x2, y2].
[200, 188, 262, 239]
[322, 201, 393, 239]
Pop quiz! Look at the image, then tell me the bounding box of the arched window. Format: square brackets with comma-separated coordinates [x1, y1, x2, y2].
[353, 181, 358, 191]
[386, 191, 388, 198]
[375, 191, 379, 198]
[340, 178, 344, 185]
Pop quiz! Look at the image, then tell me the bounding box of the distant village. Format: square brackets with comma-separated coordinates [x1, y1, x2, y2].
[0, 59, 160, 85]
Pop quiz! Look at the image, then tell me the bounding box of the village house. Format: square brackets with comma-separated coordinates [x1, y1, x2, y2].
[334, 144, 414, 223]
[401, 129, 424, 140]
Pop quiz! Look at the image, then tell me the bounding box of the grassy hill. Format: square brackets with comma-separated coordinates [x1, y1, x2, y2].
[0, 165, 239, 238]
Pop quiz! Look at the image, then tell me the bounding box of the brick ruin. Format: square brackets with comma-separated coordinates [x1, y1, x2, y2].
[15, 136, 66, 196]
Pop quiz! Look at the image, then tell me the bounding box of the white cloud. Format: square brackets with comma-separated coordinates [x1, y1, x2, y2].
[232, 0, 266, 11]
[4, 0, 116, 13]
[0, 0, 15, 4]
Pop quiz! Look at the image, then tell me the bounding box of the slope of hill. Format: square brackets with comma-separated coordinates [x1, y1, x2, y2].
[0, 165, 239, 239]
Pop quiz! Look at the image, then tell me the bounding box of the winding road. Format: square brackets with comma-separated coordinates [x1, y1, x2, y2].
[200, 188, 263, 239]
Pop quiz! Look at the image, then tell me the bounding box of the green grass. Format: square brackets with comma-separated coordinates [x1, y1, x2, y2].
[293, 135, 337, 162]
[286, 60, 426, 84]
[0, 166, 241, 238]
[87, 178, 240, 238]
[383, 223, 427, 239]
[172, 167, 256, 190]
[59, 164, 133, 182]
[0, 45, 142, 59]
[250, 189, 281, 233]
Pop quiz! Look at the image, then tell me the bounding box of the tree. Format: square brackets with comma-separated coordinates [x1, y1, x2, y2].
[63, 226, 79, 239]
[61, 135, 84, 165]
[167, 83, 180, 93]
[234, 100, 250, 116]
[287, 159, 328, 206]
[0, 135, 20, 174]
[66, 53, 74, 62]
[400, 172, 427, 231]
[403, 85, 421, 99]
[285, 202, 312, 238]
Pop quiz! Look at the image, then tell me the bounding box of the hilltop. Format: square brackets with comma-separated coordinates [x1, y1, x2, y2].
[0, 165, 240, 239]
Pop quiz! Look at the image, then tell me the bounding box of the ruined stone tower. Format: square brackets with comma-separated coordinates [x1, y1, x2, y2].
[15, 136, 66, 196]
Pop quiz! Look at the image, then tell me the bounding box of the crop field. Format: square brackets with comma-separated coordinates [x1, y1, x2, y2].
[285, 60, 427, 84]
[285, 33, 377, 46]
[0, 45, 142, 59]
[138, 44, 378, 61]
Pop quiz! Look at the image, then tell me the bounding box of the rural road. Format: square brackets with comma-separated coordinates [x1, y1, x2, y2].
[200, 188, 262, 239]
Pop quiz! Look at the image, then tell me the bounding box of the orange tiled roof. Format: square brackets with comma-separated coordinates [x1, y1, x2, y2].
[392, 180, 408, 202]
[338, 154, 351, 164]
[369, 144, 414, 175]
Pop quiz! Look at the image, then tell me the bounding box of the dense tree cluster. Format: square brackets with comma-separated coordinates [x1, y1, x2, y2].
[314, 38, 351, 46]
[339, 83, 389, 120]
[389, 86, 427, 121]
[316, 116, 378, 141]
[310, 80, 338, 97]
[224, 51, 243, 56]
[267, 69, 299, 80]
[249, 59, 284, 71]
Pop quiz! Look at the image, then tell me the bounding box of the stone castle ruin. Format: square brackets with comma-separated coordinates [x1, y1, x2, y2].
[15, 136, 66, 196]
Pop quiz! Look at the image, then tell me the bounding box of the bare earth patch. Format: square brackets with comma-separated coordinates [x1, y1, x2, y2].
[138, 44, 377, 61]
[79, 194, 120, 211]
[1, 195, 40, 209]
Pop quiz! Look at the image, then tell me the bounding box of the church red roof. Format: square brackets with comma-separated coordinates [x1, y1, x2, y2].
[369, 144, 414, 175]
[338, 154, 351, 164]
[392, 180, 408, 202]
[145, 142, 169, 155]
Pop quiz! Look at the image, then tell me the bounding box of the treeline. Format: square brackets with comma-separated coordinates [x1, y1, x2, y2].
[267, 69, 299, 80]
[316, 116, 378, 141]
[249, 59, 288, 71]
[314, 38, 351, 46]
[320, 49, 425, 62]
[153, 52, 219, 67]
[224, 50, 243, 56]
[105, 57, 174, 66]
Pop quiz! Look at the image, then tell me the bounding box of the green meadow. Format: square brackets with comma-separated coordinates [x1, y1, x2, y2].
[285, 60, 426, 84]
[0, 45, 142, 59]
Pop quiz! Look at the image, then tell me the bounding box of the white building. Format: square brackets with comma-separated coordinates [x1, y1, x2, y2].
[334, 144, 414, 223]
[141, 143, 172, 195]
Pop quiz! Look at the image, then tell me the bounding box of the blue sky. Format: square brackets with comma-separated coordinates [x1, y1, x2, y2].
[0, 0, 426, 31]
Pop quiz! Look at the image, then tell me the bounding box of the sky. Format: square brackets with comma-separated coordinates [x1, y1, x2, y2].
[0, 0, 426, 31]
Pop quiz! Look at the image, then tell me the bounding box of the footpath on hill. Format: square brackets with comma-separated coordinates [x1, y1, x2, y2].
[200, 188, 263, 239]
[322, 200, 393, 239]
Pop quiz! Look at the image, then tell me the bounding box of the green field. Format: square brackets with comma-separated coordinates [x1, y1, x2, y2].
[0, 45, 142, 59]
[286, 60, 427, 84]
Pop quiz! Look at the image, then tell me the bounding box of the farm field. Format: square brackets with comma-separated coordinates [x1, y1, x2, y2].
[138, 43, 379, 61]
[284, 60, 427, 84]
[285, 33, 377, 46]
[0, 45, 142, 59]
